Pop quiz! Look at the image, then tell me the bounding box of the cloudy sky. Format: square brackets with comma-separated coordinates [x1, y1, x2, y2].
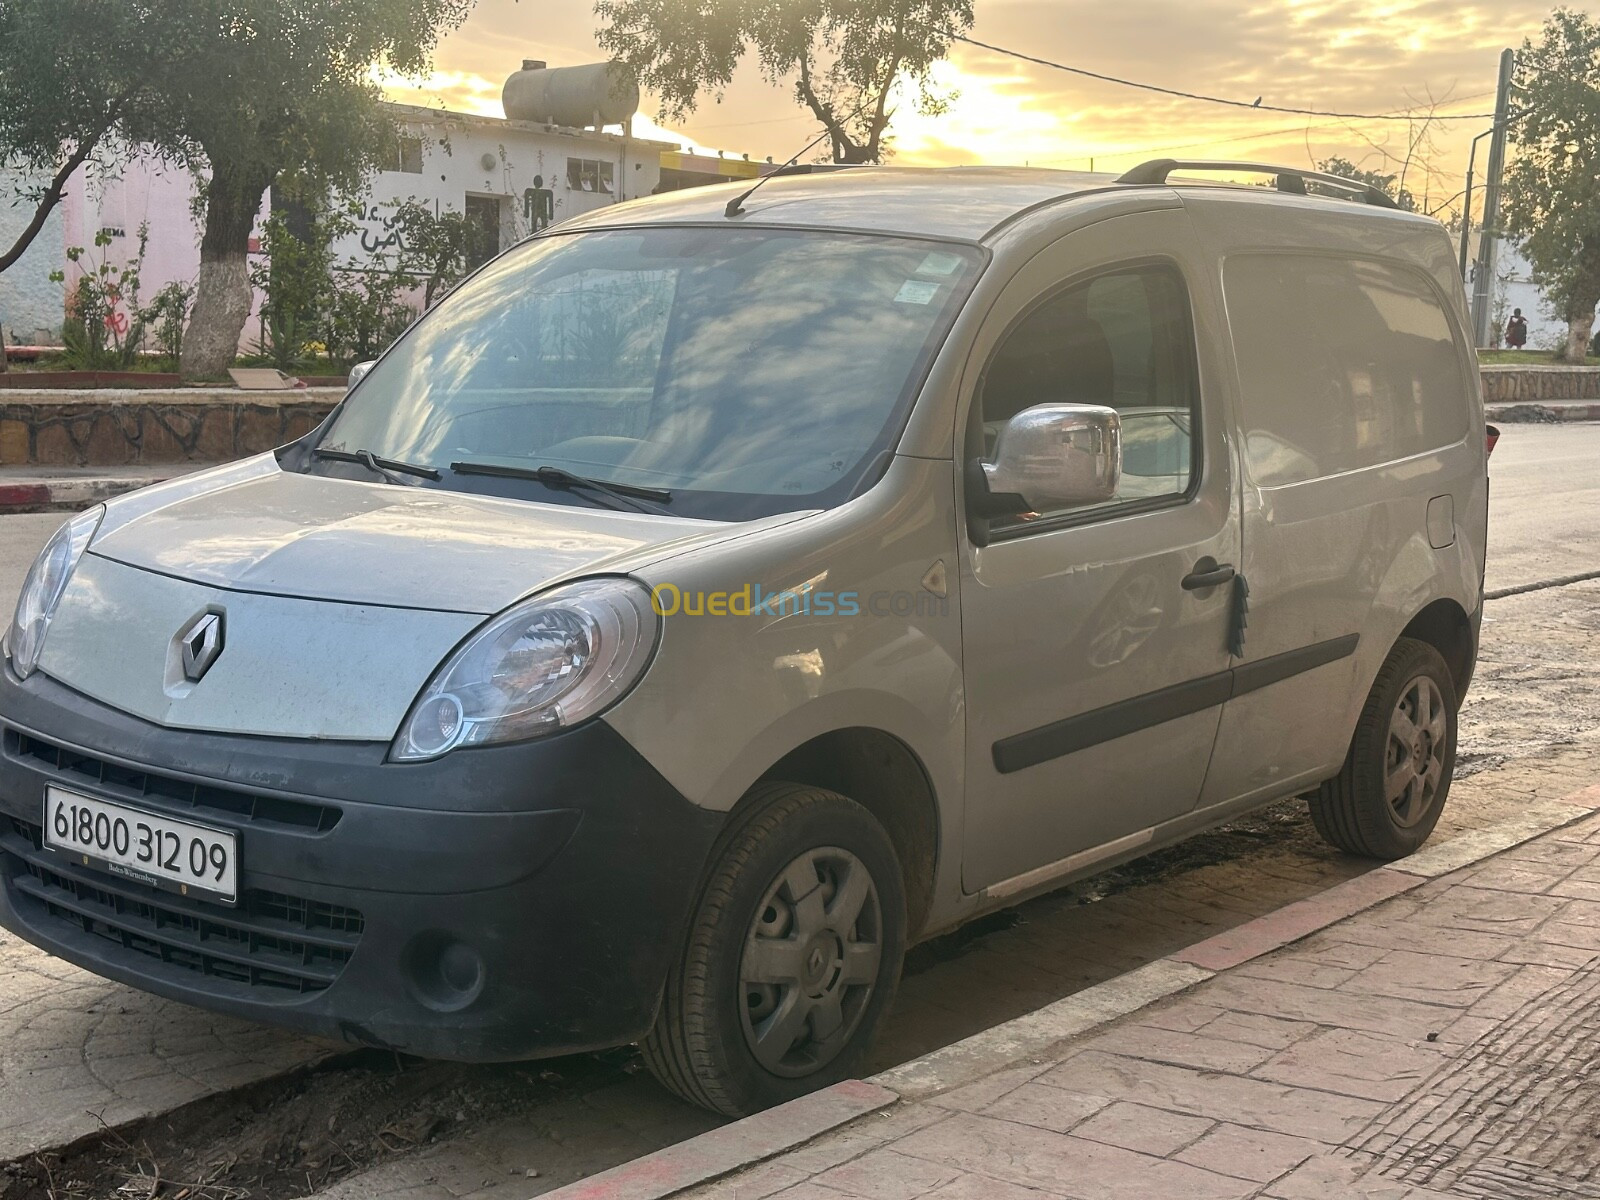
[389, 0, 1558, 216]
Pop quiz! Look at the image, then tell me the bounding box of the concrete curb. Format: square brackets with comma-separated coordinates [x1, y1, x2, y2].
[541, 1080, 897, 1200]
[1486, 401, 1600, 422]
[0, 471, 189, 513]
[545, 787, 1600, 1200]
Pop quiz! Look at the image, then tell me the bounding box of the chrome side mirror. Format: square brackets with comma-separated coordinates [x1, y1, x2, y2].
[346, 360, 377, 391]
[978, 403, 1122, 516]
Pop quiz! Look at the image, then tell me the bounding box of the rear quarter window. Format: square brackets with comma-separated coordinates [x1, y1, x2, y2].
[1223, 254, 1470, 486]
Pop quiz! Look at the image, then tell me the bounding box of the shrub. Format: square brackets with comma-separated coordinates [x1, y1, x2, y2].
[51, 226, 148, 370]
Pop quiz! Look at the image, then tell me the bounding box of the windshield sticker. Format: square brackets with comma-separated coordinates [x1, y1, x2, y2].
[915, 251, 964, 277]
[895, 280, 940, 305]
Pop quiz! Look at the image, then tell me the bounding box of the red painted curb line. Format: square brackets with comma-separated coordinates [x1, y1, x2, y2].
[542, 1079, 897, 1200]
[0, 483, 51, 508]
[0, 475, 174, 513]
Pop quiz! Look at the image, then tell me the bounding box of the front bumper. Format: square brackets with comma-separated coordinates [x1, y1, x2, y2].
[0, 666, 724, 1061]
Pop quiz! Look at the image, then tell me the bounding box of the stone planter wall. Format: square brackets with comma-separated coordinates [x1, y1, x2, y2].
[0, 389, 342, 467]
[1479, 365, 1600, 404]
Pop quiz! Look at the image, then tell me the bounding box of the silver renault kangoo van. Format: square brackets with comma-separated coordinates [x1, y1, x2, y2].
[0, 161, 1488, 1116]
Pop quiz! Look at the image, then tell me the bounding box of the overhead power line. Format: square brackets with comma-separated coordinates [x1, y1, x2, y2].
[946, 30, 1499, 122]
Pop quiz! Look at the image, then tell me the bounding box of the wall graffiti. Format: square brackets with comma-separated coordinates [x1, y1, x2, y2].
[357, 204, 408, 254]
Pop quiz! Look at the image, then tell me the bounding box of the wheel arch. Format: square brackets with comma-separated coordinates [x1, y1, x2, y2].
[1397, 597, 1476, 703]
[751, 727, 941, 939]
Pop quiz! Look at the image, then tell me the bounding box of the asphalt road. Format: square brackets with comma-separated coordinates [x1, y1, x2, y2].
[0, 421, 1596, 1198]
[1482, 422, 1600, 591]
[2, 422, 1596, 608]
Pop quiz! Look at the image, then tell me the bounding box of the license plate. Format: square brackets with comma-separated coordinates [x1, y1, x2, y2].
[43, 785, 238, 903]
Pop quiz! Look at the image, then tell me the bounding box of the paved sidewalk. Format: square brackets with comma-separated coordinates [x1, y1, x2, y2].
[629, 791, 1600, 1200]
[0, 932, 336, 1158]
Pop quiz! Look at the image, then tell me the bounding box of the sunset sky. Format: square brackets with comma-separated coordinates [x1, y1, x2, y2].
[385, 0, 1558, 218]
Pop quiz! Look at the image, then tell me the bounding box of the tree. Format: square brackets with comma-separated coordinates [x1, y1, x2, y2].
[0, 0, 160, 274]
[152, 0, 472, 378]
[597, 0, 974, 164]
[1315, 157, 1418, 212]
[1503, 9, 1600, 362]
[392, 199, 479, 308]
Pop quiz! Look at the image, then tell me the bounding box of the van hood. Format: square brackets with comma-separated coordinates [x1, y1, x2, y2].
[32, 457, 808, 739]
[90, 456, 793, 615]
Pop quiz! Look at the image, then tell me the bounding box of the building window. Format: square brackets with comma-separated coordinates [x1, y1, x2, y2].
[386, 136, 424, 174]
[566, 158, 614, 194]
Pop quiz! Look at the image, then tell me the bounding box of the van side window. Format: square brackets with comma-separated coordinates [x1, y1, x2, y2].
[974, 265, 1199, 528]
[1224, 255, 1469, 486]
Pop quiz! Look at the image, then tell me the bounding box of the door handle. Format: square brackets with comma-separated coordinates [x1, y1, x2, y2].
[1181, 559, 1236, 591]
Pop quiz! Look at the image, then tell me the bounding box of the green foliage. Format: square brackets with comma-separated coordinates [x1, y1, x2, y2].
[1502, 8, 1600, 360]
[144, 0, 473, 375]
[391, 199, 478, 308]
[0, 0, 168, 272]
[50, 225, 149, 370]
[140, 281, 195, 366]
[597, 0, 974, 163]
[326, 268, 419, 365]
[1315, 157, 1418, 212]
[250, 209, 347, 370]
[148, 0, 476, 197]
[251, 202, 419, 369]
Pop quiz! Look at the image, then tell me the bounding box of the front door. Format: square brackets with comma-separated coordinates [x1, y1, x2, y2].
[960, 208, 1241, 893]
[464, 195, 504, 271]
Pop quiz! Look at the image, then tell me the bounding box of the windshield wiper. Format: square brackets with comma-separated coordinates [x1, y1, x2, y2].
[314, 447, 442, 484]
[450, 462, 672, 514]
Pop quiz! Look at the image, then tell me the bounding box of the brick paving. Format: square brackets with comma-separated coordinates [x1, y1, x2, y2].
[679, 808, 1600, 1200]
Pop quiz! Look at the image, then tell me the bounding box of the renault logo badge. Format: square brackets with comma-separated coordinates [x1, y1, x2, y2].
[179, 612, 225, 682]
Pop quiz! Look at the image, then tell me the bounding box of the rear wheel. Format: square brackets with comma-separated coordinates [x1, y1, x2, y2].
[641, 782, 906, 1116]
[1310, 637, 1457, 859]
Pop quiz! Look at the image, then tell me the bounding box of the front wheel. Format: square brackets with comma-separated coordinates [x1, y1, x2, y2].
[1309, 637, 1458, 859]
[641, 782, 906, 1116]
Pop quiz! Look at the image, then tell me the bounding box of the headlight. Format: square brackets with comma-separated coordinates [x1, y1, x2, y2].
[392, 577, 660, 761]
[7, 506, 103, 680]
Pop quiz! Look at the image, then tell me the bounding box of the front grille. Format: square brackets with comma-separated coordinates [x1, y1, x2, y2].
[8, 731, 341, 833]
[3, 819, 362, 994]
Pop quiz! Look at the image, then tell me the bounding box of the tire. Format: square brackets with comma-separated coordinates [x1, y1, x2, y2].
[1310, 637, 1458, 860]
[641, 781, 907, 1117]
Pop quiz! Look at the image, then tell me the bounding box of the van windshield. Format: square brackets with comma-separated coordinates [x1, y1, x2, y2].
[308, 227, 983, 520]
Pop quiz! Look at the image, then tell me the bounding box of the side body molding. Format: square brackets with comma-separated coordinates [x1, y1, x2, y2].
[993, 634, 1359, 774]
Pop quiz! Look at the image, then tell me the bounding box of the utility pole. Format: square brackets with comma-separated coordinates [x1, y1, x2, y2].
[1471, 48, 1516, 347]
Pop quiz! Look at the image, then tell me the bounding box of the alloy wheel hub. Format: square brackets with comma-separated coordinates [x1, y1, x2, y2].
[1386, 674, 1448, 828]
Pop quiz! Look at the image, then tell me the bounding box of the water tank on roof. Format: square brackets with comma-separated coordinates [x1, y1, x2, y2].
[502, 60, 640, 129]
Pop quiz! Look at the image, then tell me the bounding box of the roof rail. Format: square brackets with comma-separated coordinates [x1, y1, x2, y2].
[1115, 159, 1399, 209]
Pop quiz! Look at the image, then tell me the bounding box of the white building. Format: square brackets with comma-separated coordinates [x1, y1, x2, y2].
[1, 68, 696, 352]
[337, 101, 674, 277]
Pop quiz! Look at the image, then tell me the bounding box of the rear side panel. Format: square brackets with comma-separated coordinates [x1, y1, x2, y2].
[1182, 190, 1486, 809]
